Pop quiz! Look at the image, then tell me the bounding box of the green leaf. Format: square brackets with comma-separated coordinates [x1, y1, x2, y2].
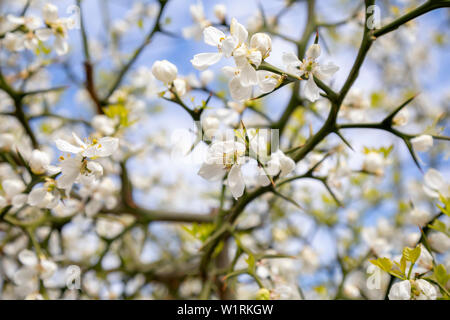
[402, 245, 421, 264]
[370, 257, 393, 273]
[428, 219, 448, 236]
[437, 194, 450, 217]
[394, 255, 407, 275]
[434, 264, 449, 287]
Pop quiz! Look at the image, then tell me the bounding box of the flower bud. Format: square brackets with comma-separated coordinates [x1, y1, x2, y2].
[0, 133, 15, 151]
[151, 60, 178, 83]
[202, 116, 220, 139]
[392, 108, 409, 126]
[43, 3, 59, 23]
[362, 151, 384, 175]
[29, 149, 50, 174]
[409, 208, 431, 227]
[250, 33, 272, 59]
[173, 78, 187, 97]
[213, 4, 226, 22]
[411, 134, 433, 152]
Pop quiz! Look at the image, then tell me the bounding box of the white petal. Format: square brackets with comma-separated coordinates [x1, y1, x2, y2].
[257, 168, 271, 187]
[55, 139, 83, 154]
[18, 249, 38, 266]
[282, 52, 300, 67]
[12, 194, 27, 207]
[266, 157, 281, 176]
[229, 77, 252, 101]
[191, 52, 223, 70]
[35, 28, 53, 41]
[13, 267, 37, 285]
[72, 132, 87, 148]
[422, 185, 440, 199]
[6, 15, 25, 26]
[57, 160, 81, 189]
[222, 66, 237, 78]
[306, 44, 321, 60]
[278, 152, 296, 177]
[238, 62, 258, 87]
[230, 18, 248, 45]
[424, 168, 445, 191]
[203, 26, 226, 47]
[228, 164, 245, 199]
[304, 75, 320, 102]
[86, 199, 103, 217]
[198, 162, 226, 181]
[2, 179, 25, 197]
[86, 161, 103, 177]
[54, 35, 68, 55]
[89, 137, 118, 157]
[316, 62, 339, 79]
[28, 187, 48, 206]
[43, 3, 59, 23]
[221, 36, 237, 57]
[257, 71, 279, 93]
[388, 280, 411, 300]
[247, 50, 262, 68]
[40, 259, 57, 279]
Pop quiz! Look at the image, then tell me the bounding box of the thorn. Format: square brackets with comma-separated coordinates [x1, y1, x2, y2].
[314, 29, 319, 44]
[335, 131, 354, 151]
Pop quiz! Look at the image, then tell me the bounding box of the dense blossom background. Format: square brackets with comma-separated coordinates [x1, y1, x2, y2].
[0, 0, 449, 300]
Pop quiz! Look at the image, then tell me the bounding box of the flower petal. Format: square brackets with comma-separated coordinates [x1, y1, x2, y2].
[55, 139, 83, 154]
[18, 249, 38, 266]
[203, 26, 226, 47]
[198, 162, 226, 181]
[229, 77, 252, 101]
[230, 18, 248, 45]
[304, 75, 320, 102]
[228, 164, 245, 199]
[191, 52, 223, 70]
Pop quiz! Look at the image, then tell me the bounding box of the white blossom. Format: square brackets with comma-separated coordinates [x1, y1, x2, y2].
[14, 249, 57, 286]
[182, 1, 210, 40]
[415, 279, 437, 300]
[250, 33, 272, 59]
[35, 3, 75, 55]
[55, 133, 118, 191]
[362, 151, 385, 175]
[29, 149, 50, 175]
[422, 168, 449, 198]
[0, 179, 27, 208]
[198, 140, 247, 199]
[282, 44, 339, 102]
[213, 4, 227, 22]
[27, 181, 60, 209]
[388, 280, 411, 300]
[151, 60, 178, 84]
[409, 207, 431, 227]
[411, 134, 433, 152]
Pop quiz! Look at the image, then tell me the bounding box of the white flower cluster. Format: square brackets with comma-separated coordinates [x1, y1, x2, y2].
[190, 18, 281, 102]
[198, 131, 295, 199]
[3, 3, 75, 55]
